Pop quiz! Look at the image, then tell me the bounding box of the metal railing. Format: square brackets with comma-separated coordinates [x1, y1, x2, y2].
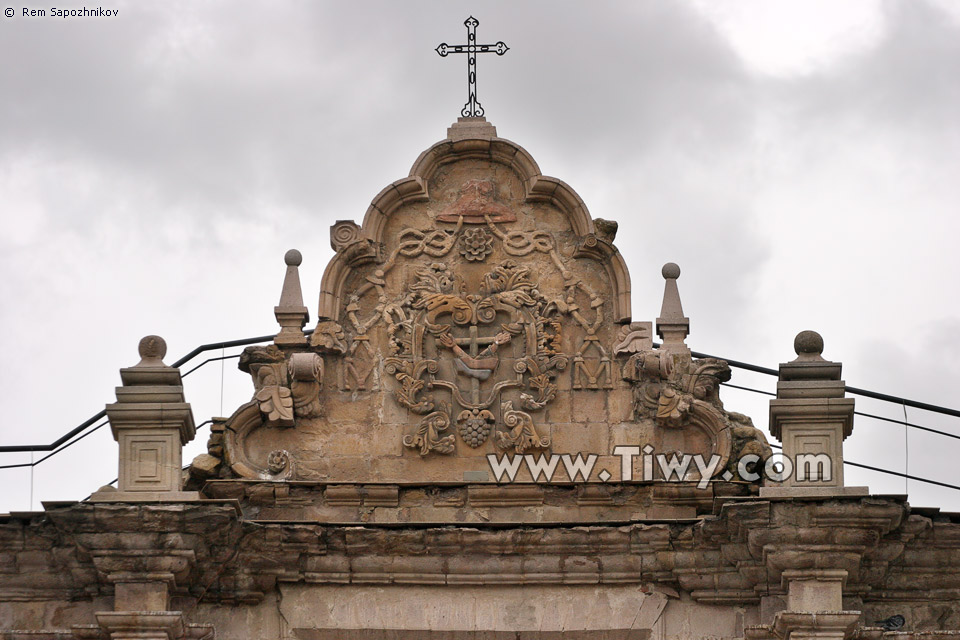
[1, 332, 958, 492]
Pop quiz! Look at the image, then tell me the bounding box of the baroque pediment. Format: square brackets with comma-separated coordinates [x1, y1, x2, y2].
[195, 118, 770, 486]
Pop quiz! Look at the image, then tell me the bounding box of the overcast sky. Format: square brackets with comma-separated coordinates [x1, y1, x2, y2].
[2, 0, 959, 512]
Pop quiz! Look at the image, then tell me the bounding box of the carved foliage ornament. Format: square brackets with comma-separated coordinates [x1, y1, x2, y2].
[239, 346, 325, 427]
[384, 259, 563, 455]
[620, 347, 772, 478]
[325, 184, 613, 459]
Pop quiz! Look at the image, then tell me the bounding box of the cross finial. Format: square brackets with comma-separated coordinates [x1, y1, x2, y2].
[436, 16, 509, 118]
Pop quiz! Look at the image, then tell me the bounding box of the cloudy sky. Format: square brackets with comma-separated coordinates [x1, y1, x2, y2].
[2, 0, 959, 512]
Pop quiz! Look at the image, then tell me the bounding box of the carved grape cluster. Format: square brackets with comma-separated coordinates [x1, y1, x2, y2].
[457, 408, 495, 447]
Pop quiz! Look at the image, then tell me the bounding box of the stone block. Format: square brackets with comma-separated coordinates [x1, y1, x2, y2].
[549, 423, 609, 457]
[113, 581, 169, 612]
[783, 569, 846, 613]
[571, 391, 609, 424]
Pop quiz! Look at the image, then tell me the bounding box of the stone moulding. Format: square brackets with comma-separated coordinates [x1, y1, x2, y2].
[200, 479, 752, 522]
[4, 496, 960, 610]
[318, 133, 632, 324]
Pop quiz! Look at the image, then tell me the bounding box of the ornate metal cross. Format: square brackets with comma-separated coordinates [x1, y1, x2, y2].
[436, 16, 509, 118]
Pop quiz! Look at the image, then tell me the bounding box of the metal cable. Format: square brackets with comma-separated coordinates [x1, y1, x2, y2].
[767, 443, 960, 492]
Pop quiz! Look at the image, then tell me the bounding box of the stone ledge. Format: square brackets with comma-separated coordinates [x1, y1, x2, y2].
[760, 486, 869, 499]
[87, 491, 203, 503]
[202, 479, 756, 523]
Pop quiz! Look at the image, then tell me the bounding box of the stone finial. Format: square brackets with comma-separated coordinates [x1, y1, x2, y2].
[656, 262, 690, 352]
[135, 335, 167, 366]
[274, 249, 310, 347]
[120, 335, 180, 387]
[793, 330, 825, 362]
[780, 330, 841, 381]
[764, 330, 864, 497]
[95, 336, 199, 502]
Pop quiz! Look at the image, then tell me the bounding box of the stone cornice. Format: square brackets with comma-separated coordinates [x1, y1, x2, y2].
[2, 495, 958, 607]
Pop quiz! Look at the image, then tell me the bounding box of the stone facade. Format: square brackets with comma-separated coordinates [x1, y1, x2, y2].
[2, 118, 958, 639]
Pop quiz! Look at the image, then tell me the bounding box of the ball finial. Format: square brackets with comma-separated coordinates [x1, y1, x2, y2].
[794, 330, 824, 357]
[662, 262, 681, 279]
[138, 335, 167, 362]
[284, 249, 303, 267]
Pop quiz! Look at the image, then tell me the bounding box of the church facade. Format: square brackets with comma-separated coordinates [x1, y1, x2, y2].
[2, 117, 959, 639]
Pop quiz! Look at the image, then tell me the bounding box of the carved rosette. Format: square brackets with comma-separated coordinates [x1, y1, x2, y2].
[221, 401, 296, 480]
[330, 220, 362, 252]
[459, 227, 494, 262]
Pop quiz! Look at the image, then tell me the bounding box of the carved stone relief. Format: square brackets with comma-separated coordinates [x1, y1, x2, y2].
[327, 189, 620, 456]
[216, 346, 325, 479]
[201, 132, 772, 485]
[379, 257, 564, 455]
[620, 346, 771, 478]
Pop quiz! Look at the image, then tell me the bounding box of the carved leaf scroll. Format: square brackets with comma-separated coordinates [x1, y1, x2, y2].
[403, 411, 456, 456]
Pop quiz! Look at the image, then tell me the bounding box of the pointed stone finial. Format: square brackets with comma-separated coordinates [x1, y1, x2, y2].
[274, 249, 310, 346]
[656, 262, 690, 352]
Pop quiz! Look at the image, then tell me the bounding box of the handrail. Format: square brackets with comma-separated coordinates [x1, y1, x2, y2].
[0, 411, 108, 454]
[2, 331, 958, 456]
[0, 332, 297, 454]
[690, 348, 960, 418]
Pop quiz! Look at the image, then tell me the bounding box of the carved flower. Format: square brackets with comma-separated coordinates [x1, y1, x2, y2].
[459, 228, 494, 262]
[267, 450, 289, 474]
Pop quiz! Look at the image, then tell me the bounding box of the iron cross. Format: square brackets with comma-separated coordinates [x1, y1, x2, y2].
[436, 16, 509, 118]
